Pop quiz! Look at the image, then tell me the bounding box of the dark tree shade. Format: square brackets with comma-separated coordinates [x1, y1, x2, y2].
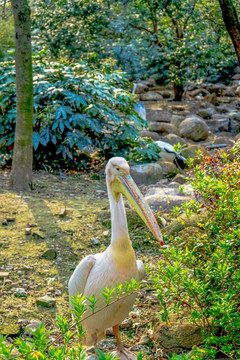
[10, 0, 33, 191]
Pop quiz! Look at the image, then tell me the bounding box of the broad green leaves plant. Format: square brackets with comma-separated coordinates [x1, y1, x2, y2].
[0, 59, 159, 170]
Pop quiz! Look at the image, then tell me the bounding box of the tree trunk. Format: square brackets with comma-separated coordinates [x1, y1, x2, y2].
[173, 82, 184, 101]
[218, 0, 240, 65]
[9, 0, 33, 191]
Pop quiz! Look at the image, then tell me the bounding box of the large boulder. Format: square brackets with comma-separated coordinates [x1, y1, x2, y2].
[181, 145, 203, 159]
[179, 115, 209, 141]
[158, 161, 178, 177]
[130, 163, 163, 185]
[153, 311, 205, 355]
[150, 122, 177, 134]
[170, 114, 185, 128]
[146, 109, 172, 123]
[139, 130, 161, 141]
[145, 186, 192, 213]
[163, 133, 187, 146]
[140, 91, 163, 101]
[133, 83, 149, 94]
[196, 107, 215, 119]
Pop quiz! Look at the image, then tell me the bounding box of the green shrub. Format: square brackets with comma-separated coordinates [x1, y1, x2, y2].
[149, 142, 240, 359]
[0, 58, 160, 170]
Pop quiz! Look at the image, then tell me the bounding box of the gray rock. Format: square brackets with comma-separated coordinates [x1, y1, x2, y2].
[138, 334, 151, 345]
[25, 227, 32, 235]
[145, 187, 192, 213]
[170, 114, 185, 128]
[146, 109, 172, 123]
[159, 90, 172, 98]
[0, 324, 21, 337]
[153, 311, 205, 355]
[91, 238, 100, 245]
[130, 163, 163, 185]
[0, 271, 9, 278]
[36, 295, 56, 307]
[158, 161, 177, 176]
[140, 91, 163, 101]
[120, 318, 133, 329]
[179, 115, 209, 141]
[181, 145, 202, 159]
[231, 73, 240, 80]
[139, 130, 161, 141]
[42, 249, 58, 260]
[133, 83, 149, 94]
[172, 174, 187, 184]
[163, 133, 187, 146]
[25, 319, 41, 336]
[59, 208, 67, 218]
[205, 83, 226, 96]
[196, 108, 215, 119]
[206, 118, 230, 132]
[6, 216, 15, 222]
[165, 213, 203, 236]
[15, 288, 27, 298]
[150, 122, 177, 134]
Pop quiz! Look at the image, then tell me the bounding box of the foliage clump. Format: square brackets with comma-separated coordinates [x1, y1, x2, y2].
[0, 59, 160, 170]
[150, 142, 240, 359]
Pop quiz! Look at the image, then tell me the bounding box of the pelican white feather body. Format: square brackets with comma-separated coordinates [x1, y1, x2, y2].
[68, 157, 163, 358]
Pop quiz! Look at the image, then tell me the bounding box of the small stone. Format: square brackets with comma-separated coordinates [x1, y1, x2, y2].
[0, 271, 9, 278]
[59, 208, 67, 218]
[36, 295, 56, 307]
[138, 334, 151, 345]
[42, 249, 58, 260]
[91, 238, 100, 246]
[106, 327, 114, 336]
[25, 227, 32, 235]
[120, 318, 133, 329]
[18, 319, 28, 326]
[0, 324, 21, 337]
[54, 289, 62, 296]
[24, 319, 41, 337]
[103, 230, 110, 236]
[6, 217, 15, 222]
[32, 230, 46, 239]
[15, 288, 27, 297]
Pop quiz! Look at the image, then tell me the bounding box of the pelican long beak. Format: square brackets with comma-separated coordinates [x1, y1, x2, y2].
[112, 174, 163, 246]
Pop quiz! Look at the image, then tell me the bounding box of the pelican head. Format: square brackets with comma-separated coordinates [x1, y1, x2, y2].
[106, 157, 163, 245]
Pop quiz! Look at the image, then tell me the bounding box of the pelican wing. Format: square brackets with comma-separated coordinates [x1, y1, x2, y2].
[68, 255, 96, 298]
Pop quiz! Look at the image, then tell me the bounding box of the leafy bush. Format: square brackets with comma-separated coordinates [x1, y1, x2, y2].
[0, 59, 159, 170]
[0, 281, 142, 360]
[149, 142, 240, 359]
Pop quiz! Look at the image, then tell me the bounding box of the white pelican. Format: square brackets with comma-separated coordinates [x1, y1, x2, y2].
[68, 157, 163, 359]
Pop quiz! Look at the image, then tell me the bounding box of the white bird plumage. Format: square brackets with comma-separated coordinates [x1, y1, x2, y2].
[68, 157, 163, 359]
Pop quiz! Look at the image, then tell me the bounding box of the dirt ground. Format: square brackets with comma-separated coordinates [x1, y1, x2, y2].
[0, 168, 163, 358]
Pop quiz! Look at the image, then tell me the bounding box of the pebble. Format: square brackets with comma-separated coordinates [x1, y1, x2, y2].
[91, 238, 100, 245]
[138, 334, 151, 345]
[0, 271, 9, 278]
[25, 227, 32, 235]
[103, 230, 110, 236]
[6, 217, 15, 222]
[120, 318, 133, 329]
[42, 249, 58, 260]
[36, 295, 56, 307]
[59, 208, 67, 218]
[15, 288, 27, 297]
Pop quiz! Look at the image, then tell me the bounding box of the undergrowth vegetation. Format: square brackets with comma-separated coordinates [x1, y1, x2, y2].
[0, 59, 160, 171]
[149, 141, 240, 359]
